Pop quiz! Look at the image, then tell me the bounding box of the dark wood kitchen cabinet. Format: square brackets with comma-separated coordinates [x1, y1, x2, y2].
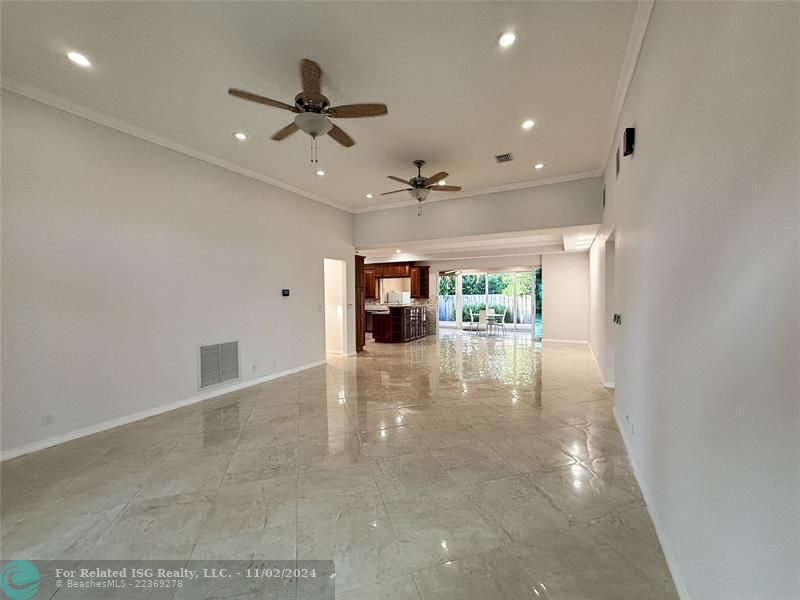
[410, 266, 429, 298]
[371, 263, 411, 278]
[372, 306, 427, 343]
[355, 255, 365, 352]
[364, 269, 378, 299]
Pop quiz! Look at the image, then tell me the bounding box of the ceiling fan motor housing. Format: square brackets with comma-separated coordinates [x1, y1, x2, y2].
[294, 111, 333, 137]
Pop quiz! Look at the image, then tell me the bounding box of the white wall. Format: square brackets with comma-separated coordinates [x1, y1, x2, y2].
[354, 177, 603, 247]
[542, 252, 589, 342]
[589, 3, 799, 598]
[1, 91, 355, 456]
[588, 238, 615, 385]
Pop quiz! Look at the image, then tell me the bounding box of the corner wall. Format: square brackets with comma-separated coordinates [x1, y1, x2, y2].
[542, 252, 588, 342]
[589, 3, 799, 598]
[1, 91, 355, 456]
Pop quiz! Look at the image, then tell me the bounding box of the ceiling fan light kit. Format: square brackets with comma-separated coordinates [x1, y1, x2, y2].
[295, 112, 333, 137]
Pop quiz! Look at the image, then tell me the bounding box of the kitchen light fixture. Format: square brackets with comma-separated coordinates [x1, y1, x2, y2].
[66, 51, 91, 67]
[395, 249, 402, 254]
[315, 170, 326, 176]
[233, 132, 248, 141]
[522, 119, 535, 130]
[498, 31, 518, 48]
[365, 193, 373, 199]
[534, 163, 545, 170]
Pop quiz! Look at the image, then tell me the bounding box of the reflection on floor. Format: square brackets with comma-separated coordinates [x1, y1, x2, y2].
[1, 331, 678, 599]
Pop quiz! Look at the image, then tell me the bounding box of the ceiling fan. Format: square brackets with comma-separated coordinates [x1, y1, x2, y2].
[228, 59, 388, 161]
[382, 160, 462, 214]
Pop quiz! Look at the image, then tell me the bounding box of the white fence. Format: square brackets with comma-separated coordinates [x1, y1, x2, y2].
[438, 294, 533, 323]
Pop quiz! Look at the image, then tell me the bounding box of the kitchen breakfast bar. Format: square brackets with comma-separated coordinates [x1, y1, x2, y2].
[370, 305, 428, 343]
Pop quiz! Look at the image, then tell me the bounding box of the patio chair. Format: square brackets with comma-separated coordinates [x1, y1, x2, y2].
[467, 309, 480, 332]
[493, 310, 507, 335]
[483, 308, 495, 335]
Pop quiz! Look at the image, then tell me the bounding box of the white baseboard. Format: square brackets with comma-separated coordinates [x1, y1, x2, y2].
[613, 406, 691, 600]
[542, 338, 589, 344]
[0, 359, 326, 462]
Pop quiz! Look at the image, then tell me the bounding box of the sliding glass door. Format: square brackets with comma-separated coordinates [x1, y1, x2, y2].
[437, 274, 457, 327]
[514, 271, 533, 330]
[438, 269, 541, 337]
[461, 273, 486, 324]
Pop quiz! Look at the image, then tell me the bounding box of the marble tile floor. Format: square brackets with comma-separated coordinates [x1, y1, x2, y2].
[0, 331, 678, 599]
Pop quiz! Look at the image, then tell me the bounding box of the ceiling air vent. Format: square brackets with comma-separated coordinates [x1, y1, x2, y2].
[494, 152, 514, 163]
[199, 341, 239, 389]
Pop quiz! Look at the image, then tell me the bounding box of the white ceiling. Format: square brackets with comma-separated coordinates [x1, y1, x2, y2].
[2, 2, 637, 211]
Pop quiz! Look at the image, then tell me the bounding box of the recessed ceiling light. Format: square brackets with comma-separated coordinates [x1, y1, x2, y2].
[66, 51, 92, 67]
[233, 132, 248, 141]
[534, 163, 545, 170]
[438, 180, 447, 186]
[498, 31, 518, 48]
[396, 249, 402, 254]
[365, 193, 373, 199]
[522, 119, 535, 130]
[315, 170, 326, 177]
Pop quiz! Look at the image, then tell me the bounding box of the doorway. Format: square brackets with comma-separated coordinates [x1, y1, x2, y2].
[323, 258, 347, 355]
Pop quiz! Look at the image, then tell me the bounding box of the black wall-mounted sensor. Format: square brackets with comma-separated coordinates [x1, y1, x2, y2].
[281, 289, 290, 297]
[623, 127, 635, 156]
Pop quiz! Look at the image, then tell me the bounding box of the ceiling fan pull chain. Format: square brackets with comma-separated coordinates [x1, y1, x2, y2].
[418, 202, 423, 217]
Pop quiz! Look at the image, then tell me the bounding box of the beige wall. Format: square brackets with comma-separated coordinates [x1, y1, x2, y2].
[589, 3, 799, 597]
[1, 91, 355, 456]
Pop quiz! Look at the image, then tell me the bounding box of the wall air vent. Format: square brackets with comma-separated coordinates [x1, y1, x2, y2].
[199, 341, 239, 389]
[494, 153, 514, 163]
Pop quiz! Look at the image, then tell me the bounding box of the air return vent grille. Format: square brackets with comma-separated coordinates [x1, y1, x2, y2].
[199, 341, 239, 389]
[494, 153, 514, 163]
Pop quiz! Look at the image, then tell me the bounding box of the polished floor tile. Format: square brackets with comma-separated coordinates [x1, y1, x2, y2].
[0, 331, 677, 598]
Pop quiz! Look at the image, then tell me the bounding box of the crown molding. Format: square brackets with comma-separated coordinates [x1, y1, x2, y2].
[353, 169, 604, 214]
[1, 80, 355, 214]
[601, 0, 655, 169]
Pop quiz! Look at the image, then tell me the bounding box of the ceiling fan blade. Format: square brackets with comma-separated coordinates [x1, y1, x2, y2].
[328, 124, 355, 147]
[228, 88, 298, 112]
[271, 122, 299, 141]
[329, 103, 388, 118]
[300, 59, 322, 96]
[425, 171, 448, 186]
[387, 176, 410, 185]
[429, 185, 462, 192]
[380, 189, 412, 196]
